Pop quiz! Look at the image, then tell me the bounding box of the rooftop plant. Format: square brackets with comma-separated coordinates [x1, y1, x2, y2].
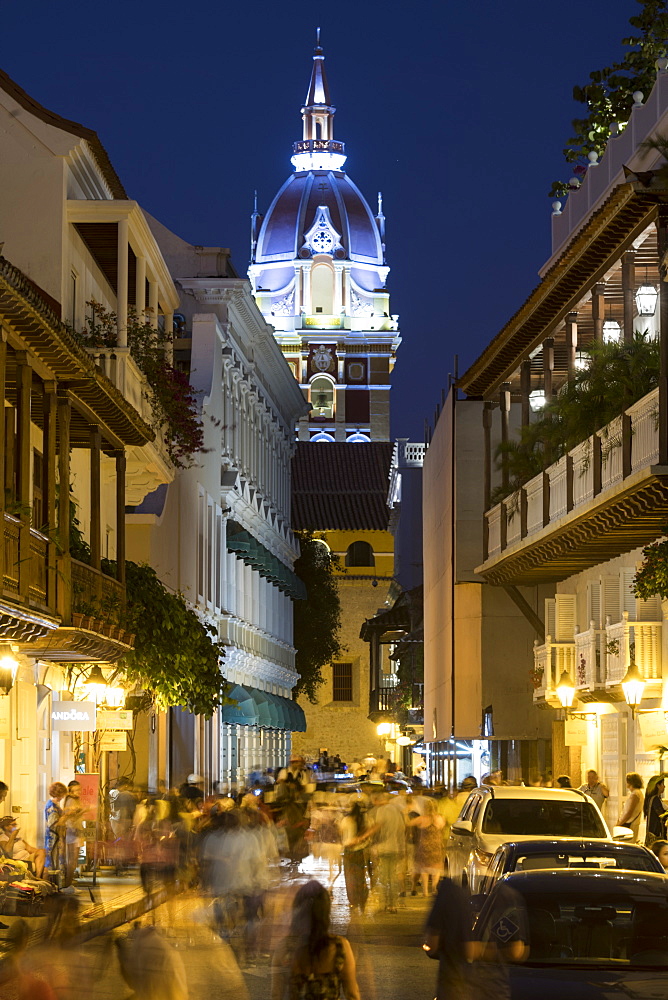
[73, 302, 204, 468]
[492, 332, 659, 506]
[550, 0, 668, 198]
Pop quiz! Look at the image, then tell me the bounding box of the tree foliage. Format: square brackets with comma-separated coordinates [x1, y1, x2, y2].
[120, 561, 226, 717]
[634, 533, 668, 599]
[493, 332, 659, 505]
[550, 0, 668, 197]
[292, 532, 343, 703]
[75, 302, 204, 468]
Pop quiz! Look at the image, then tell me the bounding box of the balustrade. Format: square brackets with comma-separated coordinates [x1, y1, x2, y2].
[574, 624, 603, 689]
[484, 387, 661, 559]
[605, 612, 662, 686]
[533, 635, 576, 703]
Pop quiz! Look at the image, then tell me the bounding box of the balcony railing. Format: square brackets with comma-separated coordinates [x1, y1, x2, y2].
[71, 558, 124, 615]
[533, 613, 662, 700]
[486, 387, 660, 562]
[3, 514, 19, 596]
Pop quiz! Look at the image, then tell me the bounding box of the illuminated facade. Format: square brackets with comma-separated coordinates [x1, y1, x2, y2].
[248, 35, 400, 443]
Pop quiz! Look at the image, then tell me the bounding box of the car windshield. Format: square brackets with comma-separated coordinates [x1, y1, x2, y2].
[477, 883, 668, 967]
[481, 799, 606, 838]
[513, 850, 659, 873]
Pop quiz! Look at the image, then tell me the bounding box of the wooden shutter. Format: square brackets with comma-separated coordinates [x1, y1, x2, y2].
[621, 568, 636, 621]
[586, 581, 601, 629]
[555, 594, 577, 641]
[601, 575, 620, 626]
[545, 599, 556, 639]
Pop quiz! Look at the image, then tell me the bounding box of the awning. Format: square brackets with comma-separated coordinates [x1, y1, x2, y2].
[226, 522, 306, 601]
[222, 684, 258, 726]
[250, 688, 276, 727]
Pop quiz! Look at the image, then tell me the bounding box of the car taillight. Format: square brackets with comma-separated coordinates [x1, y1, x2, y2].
[473, 849, 493, 866]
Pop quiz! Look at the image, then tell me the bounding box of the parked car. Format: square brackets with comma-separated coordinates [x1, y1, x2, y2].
[446, 785, 632, 892]
[471, 868, 668, 998]
[478, 838, 664, 895]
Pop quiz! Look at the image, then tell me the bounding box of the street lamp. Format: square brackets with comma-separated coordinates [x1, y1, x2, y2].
[621, 660, 646, 719]
[0, 646, 19, 696]
[556, 669, 576, 710]
[376, 722, 392, 737]
[603, 319, 621, 343]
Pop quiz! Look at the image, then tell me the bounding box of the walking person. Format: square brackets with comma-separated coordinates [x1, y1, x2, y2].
[409, 797, 446, 896]
[617, 772, 644, 842]
[340, 800, 370, 915]
[424, 876, 474, 1000]
[366, 789, 405, 913]
[44, 781, 67, 872]
[644, 774, 668, 847]
[61, 780, 87, 891]
[271, 879, 361, 1000]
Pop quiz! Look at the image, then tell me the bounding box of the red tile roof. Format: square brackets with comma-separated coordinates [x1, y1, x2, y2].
[292, 442, 393, 531]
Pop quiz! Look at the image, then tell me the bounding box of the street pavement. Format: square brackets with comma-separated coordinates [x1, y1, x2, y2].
[27, 856, 437, 1000]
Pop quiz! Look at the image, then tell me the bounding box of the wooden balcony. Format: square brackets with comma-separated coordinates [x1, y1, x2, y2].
[481, 388, 668, 585]
[532, 636, 576, 707]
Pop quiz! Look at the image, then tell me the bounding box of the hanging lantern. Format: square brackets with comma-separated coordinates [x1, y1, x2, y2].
[621, 660, 645, 717]
[0, 647, 19, 696]
[574, 351, 590, 371]
[556, 669, 575, 709]
[529, 389, 547, 411]
[84, 664, 108, 702]
[635, 284, 658, 316]
[602, 320, 621, 343]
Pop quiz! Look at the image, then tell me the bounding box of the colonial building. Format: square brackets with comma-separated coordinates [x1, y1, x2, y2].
[248, 35, 400, 444]
[0, 67, 179, 844]
[424, 62, 668, 806]
[130, 218, 309, 788]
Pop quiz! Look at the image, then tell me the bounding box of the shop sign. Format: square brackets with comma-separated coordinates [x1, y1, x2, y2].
[51, 701, 96, 732]
[639, 711, 668, 751]
[96, 709, 133, 731]
[564, 718, 589, 746]
[78, 773, 99, 821]
[99, 732, 127, 752]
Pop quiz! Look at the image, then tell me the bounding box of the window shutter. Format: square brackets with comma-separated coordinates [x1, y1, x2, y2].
[586, 581, 601, 629]
[637, 593, 661, 621]
[555, 594, 577, 641]
[602, 576, 620, 626]
[545, 598, 556, 639]
[621, 569, 636, 621]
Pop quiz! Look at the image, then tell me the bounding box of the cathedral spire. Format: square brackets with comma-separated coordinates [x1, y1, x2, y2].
[291, 32, 347, 172]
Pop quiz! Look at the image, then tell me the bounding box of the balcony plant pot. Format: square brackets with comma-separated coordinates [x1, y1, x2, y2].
[124, 632, 136, 646]
[71, 613, 84, 629]
[80, 616, 94, 631]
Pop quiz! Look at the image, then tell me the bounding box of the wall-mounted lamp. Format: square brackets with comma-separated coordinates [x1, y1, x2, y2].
[529, 389, 547, 412]
[556, 669, 576, 710]
[396, 735, 412, 747]
[621, 660, 646, 719]
[376, 722, 392, 737]
[0, 646, 19, 696]
[84, 664, 108, 703]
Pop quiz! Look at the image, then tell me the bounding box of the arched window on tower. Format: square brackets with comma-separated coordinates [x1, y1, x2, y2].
[310, 376, 335, 420]
[311, 260, 334, 314]
[346, 540, 375, 567]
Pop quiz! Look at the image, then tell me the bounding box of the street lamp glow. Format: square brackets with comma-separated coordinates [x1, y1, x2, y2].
[603, 319, 621, 343]
[0, 649, 19, 696]
[556, 669, 575, 709]
[376, 722, 392, 736]
[529, 389, 547, 411]
[621, 660, 645, 717]
[635, 284, 658, 316]
[84, 664, 108, 702]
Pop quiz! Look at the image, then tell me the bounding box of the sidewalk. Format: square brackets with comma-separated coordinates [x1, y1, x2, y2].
[75, 868, 168, 939]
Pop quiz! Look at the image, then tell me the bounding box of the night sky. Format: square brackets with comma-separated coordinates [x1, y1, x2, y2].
[2, 0, 642, 439]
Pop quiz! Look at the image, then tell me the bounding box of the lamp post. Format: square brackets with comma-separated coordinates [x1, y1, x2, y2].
[621, 660, 646, 719]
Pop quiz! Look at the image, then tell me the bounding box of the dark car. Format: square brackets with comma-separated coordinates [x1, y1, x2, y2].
[478, 838, 664, 894]
[471, 869, 668, 999]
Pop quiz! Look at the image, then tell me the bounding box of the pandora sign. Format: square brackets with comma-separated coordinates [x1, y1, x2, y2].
[51, 700, 97, 732]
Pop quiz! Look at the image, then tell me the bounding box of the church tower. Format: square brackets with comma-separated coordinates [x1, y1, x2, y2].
[248, 33, 401, 442]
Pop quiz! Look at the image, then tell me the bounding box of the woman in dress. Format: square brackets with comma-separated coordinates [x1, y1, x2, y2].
[408, 797, 445, 896]
[617, 771, 644, 842]
[643, 774, 667, 846]
[340, 800, 369, 915]
[271, 880, 361, 1000]
[44, 782, 67, 872]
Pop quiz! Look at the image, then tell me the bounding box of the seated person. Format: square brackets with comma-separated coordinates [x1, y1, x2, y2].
[0, 815, 46, 878]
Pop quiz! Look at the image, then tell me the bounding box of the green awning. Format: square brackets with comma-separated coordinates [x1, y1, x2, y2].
[222, 684, 258, 726]
[226, 522, 306, 600]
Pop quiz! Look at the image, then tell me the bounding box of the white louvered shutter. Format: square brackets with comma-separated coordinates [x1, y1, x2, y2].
[602, 576, 620, 626]
[621, 568, 636, 621]
[545, 599, 556, 639]
[555, 594, 577, 641]
[586, 581, 601, 629]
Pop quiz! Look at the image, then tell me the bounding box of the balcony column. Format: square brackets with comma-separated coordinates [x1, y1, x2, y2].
[135, 254, 146, 323]
[15, 354, 31, 604]
[499, 382, 511, 494]
[592, 282, 606, 343]
[622, 250, 636, 343]
[520, 359, 531, 426]
[658, 205, 668, 465]
[148, 279, 159, 330]
[115, 450, 126, 586]
[43, 382, 58, 611]
[565, 312, 578, 380]
[117, 218, 129, 348]
[89, 425, 102, 577]
[543, 337, 554, 402]
[57, 392, 71, 620]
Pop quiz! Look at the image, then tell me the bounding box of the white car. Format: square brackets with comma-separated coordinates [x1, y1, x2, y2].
[446, 784, 633, 893]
